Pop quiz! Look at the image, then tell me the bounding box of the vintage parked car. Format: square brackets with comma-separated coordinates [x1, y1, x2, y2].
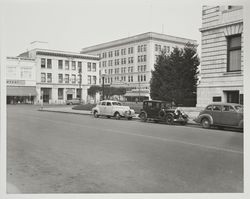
[92, 100, 135, 120]
[194, 103, 243, 129]
[66, 98, 81, 105]
[139, 100, 188, 125]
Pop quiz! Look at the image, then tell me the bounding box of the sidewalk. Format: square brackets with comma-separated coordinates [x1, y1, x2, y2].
[39, 106, 201, 125]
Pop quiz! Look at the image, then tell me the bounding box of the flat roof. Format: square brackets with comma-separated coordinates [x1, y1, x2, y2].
[81, 32, 197, 53]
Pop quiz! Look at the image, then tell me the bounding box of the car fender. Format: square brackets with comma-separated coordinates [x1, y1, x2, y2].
[139, 111, 147, 118]
[199, 114, 214, 125]
[165, 112, 175, 118]
[239, 120, 244, 129]
[92, 107, 99, 114]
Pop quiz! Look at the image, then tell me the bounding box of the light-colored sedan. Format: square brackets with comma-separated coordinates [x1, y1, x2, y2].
[92, 100, 135, 120]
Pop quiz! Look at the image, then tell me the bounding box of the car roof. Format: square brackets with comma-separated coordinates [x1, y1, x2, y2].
[207, 103, 242, 106]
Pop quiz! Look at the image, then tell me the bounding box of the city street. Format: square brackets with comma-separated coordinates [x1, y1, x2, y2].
[7, 105, 243, 193]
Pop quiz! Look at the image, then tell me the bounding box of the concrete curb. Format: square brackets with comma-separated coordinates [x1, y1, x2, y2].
[39, 108, 199, 125]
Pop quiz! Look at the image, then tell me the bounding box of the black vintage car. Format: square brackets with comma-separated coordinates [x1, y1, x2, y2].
[139, 100, 188, 125]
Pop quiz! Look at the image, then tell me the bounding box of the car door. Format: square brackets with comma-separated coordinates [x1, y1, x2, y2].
[99, 101, 106, 115]
[212, 105, 222, 125]
[220, 105, 239, 126]
[105, 101, 113, 116]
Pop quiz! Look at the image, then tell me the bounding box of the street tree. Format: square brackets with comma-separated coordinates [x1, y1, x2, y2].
[150, 43, 199, 106]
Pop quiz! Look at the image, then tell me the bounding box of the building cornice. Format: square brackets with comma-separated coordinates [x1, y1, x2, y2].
[81, 32, 197, 53]
[199, 20, 243, 32]
[35, 50, 100, 61]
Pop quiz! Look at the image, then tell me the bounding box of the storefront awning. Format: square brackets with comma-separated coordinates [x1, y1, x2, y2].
[7, 86, 37, 96]
[124, 92, 150, 97]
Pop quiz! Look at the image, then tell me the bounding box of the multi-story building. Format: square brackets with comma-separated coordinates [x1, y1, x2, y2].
[16, 45, 100, 104]
[6, 56, 36, 104]
[197, 6, 243, 107]
[80, 32, 197, 101]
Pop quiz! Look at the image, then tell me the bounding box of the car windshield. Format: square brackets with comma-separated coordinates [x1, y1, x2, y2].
[234, 105, 243, 112]
[112, 102, 122, 106]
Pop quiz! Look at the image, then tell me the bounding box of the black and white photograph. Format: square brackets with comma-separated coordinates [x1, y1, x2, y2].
[0, 0, 249, 198]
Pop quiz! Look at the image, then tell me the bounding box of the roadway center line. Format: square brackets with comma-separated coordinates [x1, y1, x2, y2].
[14, 114, 243, 155]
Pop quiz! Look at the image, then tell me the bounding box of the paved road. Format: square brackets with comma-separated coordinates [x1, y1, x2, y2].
[7, 105, 243, 193]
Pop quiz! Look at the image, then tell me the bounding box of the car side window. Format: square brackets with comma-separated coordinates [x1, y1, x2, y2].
[107, 102, 111, 106]
[206, 105, 212, 111]
[212, 105, 221, 111]
[155, 103, 161, 109]
[101, 102, 106, 106]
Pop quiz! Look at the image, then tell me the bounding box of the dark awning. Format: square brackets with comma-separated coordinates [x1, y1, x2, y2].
[7, 86, 37, 96]
[124, 92, 149, 97]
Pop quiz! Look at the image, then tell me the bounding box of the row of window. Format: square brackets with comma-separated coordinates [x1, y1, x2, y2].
[103, 65, 146, 74]
[101, 55, 146, 67]
[155, 44, 171, 53]
[100, 45, 147, 58]
[41, 58, 97, 72]
[41, 73, 97, 85]
[101, 74, 147, 84]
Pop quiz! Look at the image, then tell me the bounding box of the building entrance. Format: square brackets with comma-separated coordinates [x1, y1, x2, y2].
[41, 88, 51, 103]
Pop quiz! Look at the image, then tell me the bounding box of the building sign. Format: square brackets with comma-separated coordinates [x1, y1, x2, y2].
[6, 79, 25, 86]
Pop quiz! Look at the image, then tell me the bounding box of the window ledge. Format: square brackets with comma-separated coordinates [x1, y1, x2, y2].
[223, 71, 242, 76]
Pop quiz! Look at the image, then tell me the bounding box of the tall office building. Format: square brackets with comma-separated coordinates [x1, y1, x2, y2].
[81, 32, 197, 101]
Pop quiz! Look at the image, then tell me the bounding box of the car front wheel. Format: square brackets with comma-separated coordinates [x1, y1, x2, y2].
[201, 118, 210, 129]
[140, 112, 147, 122]
[93, 111, 99, 118]
[166, 115, 174, 125]
[115, 112, 121, 120]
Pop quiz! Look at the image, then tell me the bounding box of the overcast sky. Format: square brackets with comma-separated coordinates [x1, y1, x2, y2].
[0, 0, 247, 57]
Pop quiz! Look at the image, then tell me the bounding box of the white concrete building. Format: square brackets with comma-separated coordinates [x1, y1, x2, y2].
[6, 56, 36, 104]
[17, 46, 100, 104]
[80, 32, 197, 101]
[197, 6, 243, 107]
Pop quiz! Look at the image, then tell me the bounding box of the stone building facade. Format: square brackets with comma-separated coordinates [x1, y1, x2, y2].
[197, 6, 243, 107]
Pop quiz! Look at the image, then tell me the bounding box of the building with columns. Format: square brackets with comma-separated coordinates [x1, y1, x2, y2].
[197, 6, 243, 107]
[81, 32, 197, 101]
[11, 44, 100, 104]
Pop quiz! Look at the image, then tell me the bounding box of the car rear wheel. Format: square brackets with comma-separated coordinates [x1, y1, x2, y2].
[115, 112, 121, 120]
[140, 112, 147, 122]
[93, 111, 99, 118]
[201, 118, 210, 129]
[166, 115, 174, 125]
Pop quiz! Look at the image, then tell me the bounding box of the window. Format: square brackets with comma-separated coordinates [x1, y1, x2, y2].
[41, 58, 46, 68]
[58, 74, 63, 83]
[93, 76, 97, 85]
[58, 60, 63, 69]
[47, 73, 52, 83]
[212, 105, 221, 111]
[227, 35, 241, 72]
[58, 88, 64, 100]
[222, 105, 235, 112]
[20, 68, 32, 79]
[41, 73, 46, 82]
[78, 62, 82, 73]
[88, 75, 91, 84]
[206, 105, 212, 111]
[92, 63, 96, 72]
[87, 62, 91, 71]
[65, 60, 69, 70]
[72, 74, 76, 83]
[213, 96, 221, 102]
[47, 59, 52, 69]
[72, 61, 76, 70]
[65, 74, 69, 83]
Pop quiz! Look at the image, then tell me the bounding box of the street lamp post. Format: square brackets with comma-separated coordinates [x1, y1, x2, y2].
[101, 69, 106, 100]
[138, 76, 141, 102]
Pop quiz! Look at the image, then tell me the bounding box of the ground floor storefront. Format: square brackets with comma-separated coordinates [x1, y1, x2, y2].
[6, 86, 37, 104]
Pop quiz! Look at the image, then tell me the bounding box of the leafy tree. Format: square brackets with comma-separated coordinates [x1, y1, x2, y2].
[150, 43, 199, 106]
